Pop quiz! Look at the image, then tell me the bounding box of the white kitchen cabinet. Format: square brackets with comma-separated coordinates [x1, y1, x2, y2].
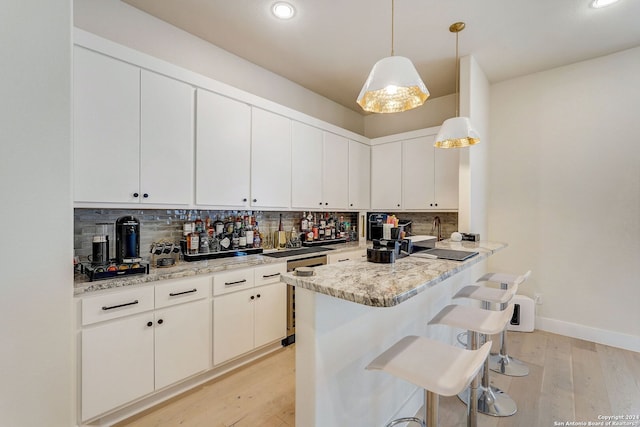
[291, 121, 323, 209]
[74, 47, 194, 205]
[139, 70, 194, 205]
[328, 249, 366, 264]
[80, 277, 210, 421]
[212, 264, 286, 365]
[250, 108, 291, 209]
[403, 135, 459, 210]
[322, 132, 349, 209]
[348, 140, 371, 210]
[81, 312, 155, 421]
[371, 141, 403, 210]
[195, 89, 251, 207]
[74, 46, 140, 204]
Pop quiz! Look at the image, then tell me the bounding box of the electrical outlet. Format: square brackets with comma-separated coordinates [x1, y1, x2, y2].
[534, 293, 543, 305]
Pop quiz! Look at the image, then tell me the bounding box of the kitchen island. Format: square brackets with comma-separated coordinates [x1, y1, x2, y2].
[280, 240, 507, 427]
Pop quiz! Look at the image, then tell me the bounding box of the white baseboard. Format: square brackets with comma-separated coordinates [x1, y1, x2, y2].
[535, 316, 640, 353]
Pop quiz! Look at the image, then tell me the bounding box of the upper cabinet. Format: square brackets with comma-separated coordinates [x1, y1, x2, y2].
[291, 121, 323, 209]
[372, 134, 459, 211]
[250, 108, 292, 209]
[403, 135, 459, 210]
[371, 141, 403, 210]
[322, 132, 349, 209]
[73, 47, 193, 205]
[291, 123, 350, 210]
[195, 89, 251, 208]
[348, 141, 370, 210]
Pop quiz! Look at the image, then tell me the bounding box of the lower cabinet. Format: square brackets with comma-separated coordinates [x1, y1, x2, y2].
[212, 264, 287, 366]
[80, 277, 210, 421]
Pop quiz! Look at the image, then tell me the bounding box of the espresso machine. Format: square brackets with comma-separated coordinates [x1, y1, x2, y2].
[115, 216, 141, 263]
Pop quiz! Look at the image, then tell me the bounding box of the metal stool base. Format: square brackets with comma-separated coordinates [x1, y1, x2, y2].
[458, 384, 517, 417]
[385, 417, 425, 427]
[489, 353, 530, 377]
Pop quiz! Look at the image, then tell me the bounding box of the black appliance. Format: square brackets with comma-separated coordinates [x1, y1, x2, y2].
[115, 216, 141, 263]
[367, 213, 387, 240]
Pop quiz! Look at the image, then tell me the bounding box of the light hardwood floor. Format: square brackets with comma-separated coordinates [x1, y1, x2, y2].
[117, 330, 640, 427]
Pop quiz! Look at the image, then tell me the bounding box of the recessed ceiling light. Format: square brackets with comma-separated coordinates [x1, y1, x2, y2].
[590, 0, 620, 8]
[272, 2, 295, 19]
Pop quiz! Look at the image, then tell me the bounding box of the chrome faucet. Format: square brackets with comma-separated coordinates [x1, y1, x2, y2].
[432, 216, 442, 241]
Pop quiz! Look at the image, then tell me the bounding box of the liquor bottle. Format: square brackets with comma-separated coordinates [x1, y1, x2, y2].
[301, 211, 308, 232]
[253, 222, 261, 248]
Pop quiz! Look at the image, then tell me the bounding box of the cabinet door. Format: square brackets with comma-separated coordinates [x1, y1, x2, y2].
[371, 141, 402, 210]
[322, 132, 349, 209]
[196, 90, 251, 207]
[250, 108, 291, 208]
[81, 313, 154, 421]
[140, 70, 194, 205]
[73, 46, 140, 203]
[348, 140, 371, 210]
[212, 289, 254, 365]
[434, 147, 459, 210]
[254, 282, 287, 348]
[402, 136, 435, 210]
[154, 299, 210, 390]
[291, 121, 323, 209]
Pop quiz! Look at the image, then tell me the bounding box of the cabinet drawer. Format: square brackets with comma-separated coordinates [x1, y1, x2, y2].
[155, 276, 210, 309]
[82, 286, 154, 326]
[254, 263, 286, 287]
[328, 249, 366, 264]
[212, 268, 254, 296]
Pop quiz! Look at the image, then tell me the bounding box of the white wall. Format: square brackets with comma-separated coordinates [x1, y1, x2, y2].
[488, 47, 640, 351]
[73, 0, 365, 135]
[458, 56, 491, 237]
[363, 94, 455, 139]
[0, 1, 74, 425]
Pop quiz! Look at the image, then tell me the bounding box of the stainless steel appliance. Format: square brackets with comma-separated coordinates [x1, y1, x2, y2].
[283, 252, 328, 346]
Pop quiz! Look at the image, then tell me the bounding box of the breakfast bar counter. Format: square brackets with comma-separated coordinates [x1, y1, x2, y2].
[280, 240, 507, 427]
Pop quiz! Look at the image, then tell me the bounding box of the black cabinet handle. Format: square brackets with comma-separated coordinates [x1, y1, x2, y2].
[253, 199, 257, 203]
[102, 300, 139, 311]
[338, 259, 349, 262]
[133, 192, 139, 198]
[243, 198, 247, 202]
[350, 203, 353, 207]
[397, 204, 400, 207]
[169, 288, 197, 297]
[434, 203, 438, 207]
[250, 295, 255, 300]
[262, 273, 281, 278]
[256, 294, 261, 298]
[146, 321, 153, 327]
[157, 319, 163, 325]
[325, 202, 328, 206]
[143, 193, 149, 198]
[319, 202, 323, 205]
[225, 279, 247, 286]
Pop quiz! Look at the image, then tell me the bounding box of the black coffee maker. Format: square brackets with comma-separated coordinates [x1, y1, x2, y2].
[115, 216, 141, 263]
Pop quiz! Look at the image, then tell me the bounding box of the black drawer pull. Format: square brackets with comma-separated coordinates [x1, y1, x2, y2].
[102, 300, 139, 311]
[169, 288, 197, 297]
[225, 279, 247, 286]
[337, 258, 349, 262]
[262, 273, 281, 278]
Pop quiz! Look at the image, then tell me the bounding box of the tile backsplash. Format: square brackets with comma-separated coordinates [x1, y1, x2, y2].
[74, 209, 458, 263]
[74, 209, 359, 263]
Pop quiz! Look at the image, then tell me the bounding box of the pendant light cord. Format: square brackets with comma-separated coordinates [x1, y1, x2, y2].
[455, 29, 460, 117]
[391, 0, 395, 56]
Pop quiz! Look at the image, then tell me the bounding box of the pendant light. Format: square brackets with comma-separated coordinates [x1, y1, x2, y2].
[356, 0, 429, 113]
[434, 22, 480, 148]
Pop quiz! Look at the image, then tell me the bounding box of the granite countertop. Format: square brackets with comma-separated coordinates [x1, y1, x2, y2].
[279, 241, 507, 308]
[74, 241, 365, 296]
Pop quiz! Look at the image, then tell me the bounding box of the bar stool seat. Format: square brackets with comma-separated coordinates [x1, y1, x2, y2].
[477, 270, 532, 377]
[429, 303, 517, 421]
[367, 336, 492, 427]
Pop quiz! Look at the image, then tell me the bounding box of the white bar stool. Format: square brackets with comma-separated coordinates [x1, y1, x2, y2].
[477, 270, 532, 377]
[429, 303, 516, 426]
[366, 336, 491, 427]
[451, 284, 518, 417]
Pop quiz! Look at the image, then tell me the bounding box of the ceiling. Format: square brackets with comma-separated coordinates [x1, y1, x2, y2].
[122, 0, 640, 114]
